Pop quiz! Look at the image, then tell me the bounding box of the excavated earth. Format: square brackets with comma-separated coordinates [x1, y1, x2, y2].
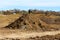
[0, 13, 60, 40]
[3, 13, 60, 31]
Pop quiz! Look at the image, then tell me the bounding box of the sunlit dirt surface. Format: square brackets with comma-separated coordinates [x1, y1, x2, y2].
[0, 13, 60, 40]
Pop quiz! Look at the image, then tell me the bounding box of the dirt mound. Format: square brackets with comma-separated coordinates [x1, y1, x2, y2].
[3, 13, 60, 31]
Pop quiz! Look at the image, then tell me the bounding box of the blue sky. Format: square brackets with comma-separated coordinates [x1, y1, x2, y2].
[0, 0, 60, 11]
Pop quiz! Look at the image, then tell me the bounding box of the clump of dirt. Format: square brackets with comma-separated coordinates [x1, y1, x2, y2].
[3, 13, 60, 31]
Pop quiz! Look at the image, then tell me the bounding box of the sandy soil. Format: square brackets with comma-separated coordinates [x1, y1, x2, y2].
[0, 30, 60, 39]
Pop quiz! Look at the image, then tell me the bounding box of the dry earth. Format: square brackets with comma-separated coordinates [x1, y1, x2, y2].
[0, 13, 60, 40]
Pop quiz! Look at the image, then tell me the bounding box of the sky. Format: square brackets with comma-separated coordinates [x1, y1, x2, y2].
[0, 0, 60, 11]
